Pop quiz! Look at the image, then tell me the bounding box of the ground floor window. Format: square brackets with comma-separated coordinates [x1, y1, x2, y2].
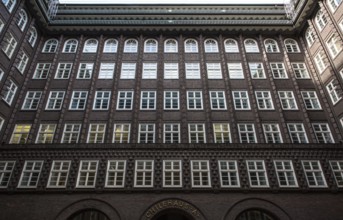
[236, 209, 277, 220]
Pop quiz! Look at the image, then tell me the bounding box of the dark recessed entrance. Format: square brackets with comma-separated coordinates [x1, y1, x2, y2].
[67, 209, 109, 220]
[152, 209, 195, 220]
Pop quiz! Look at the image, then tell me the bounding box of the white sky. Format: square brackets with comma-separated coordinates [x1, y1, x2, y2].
[59, 0, 288, 4]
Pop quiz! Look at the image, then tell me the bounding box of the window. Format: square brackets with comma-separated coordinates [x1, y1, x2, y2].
[103, 39, 118, 53]
[188, 124, 206, 143]
[264, 39, 279, 52]
[0, 68, 3, 81]
[46, 91, 65, 110]
[47, 161, 71, 188]
[284, 39, 300, 53]
[191, 160, 211, 187]
[213, 123, 231, 143]
[218, 160, 239, 187]
[61, 124, 81, 143]
[246, 160, 269, 187]
[164, 63, 179, 79]
[87, 124, 106, 143]
[301, 91, 321, 110]
[134, 160, 154, 187]
[287, 123, 308, 143]
[117, 91, 133, 110]
[18, 161, 43, 188]
[164, 123, 180, 143]
[206, 63, 222, 79]
[33, 63, 51, 79]
[113, 124, 130, 143]
[330, 161, 343, 187]
[328, 0, 342, 11]
[0, 19, 3, 33]
[278, 91, 298, 110]
[9, 124, 31, 144]
[63, 39, 78, 53]
[77, 63, 93, 79]
[36, 124, 56, 144]
[69, 91, 88, 110]
[204, 39, 219, 53]
[144, 39, 158, 53]
[0, 161, 15, 188]
[93, 91, 111, 110]
[16, 51, 29, 73]
[326, 80, 342, 104]
[249, 63, 265, 79]
[224, 39, 239, 53]
[184, 39, 198, 53]
[120, 63, 136, 79]
[262, 124, 283, 143]
[244, 39, 259, 53]
[28, 27, 37, 46]
[291, 63, 310, 79]
[305, 28, 315, 46]
[105, 160, 126, 188]
[55, 63, 73, 79]
[238, 123, 257, 143]
[140, 91, 156, 110]
[163, 160, 182, 187]
[185, 63, 201, 79]
[187, 91, 203, 110]
[0, 116, 4, 132]
[270, 63, 288, 79]
[124, 39, 138, 53]
[210, 91, 226, 110]
[255, 91, 274, 110]
[138, 124, 155, 143]
[22, 91, 42, 110]
[302, 161, 327, 187]
[232, 91, 250, 110]
[98, 63, 115, 79]
[3, 80, 18, 105]
[312, 123, 334, 143]
[164, 39, 178, 53]
[3, 0, 16, 12]
[326, 34, 342, 58]
[274, 160, 298, 187]
[17, 9, 27, 31]
[227, 63, 244, 79]
[83, 39, 98, 53]
[164, 91, 179, 110]
[76, 160, 98, 188]
[142, 63, 157, 79]
[315, 10, 327, 31]
[42, 39, 58, 53]
[3, 33, 17, 58]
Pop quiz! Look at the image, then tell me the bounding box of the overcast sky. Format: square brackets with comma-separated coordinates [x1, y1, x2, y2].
[60, 0, 288, 4]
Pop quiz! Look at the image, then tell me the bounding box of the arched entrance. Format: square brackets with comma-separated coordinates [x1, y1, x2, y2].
[236, 209, 278, 220]
[152, 209, 195, 220]
[68, 209, 109, 220]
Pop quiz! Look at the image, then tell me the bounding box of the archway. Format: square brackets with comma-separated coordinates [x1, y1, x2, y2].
[68, 209, 109, 220]
[152, 209, 195, 220]
[236, 209, 278, 220]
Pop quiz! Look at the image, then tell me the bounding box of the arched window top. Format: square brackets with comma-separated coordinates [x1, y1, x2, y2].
[164, 39, 178, 53]
[63, 39, 78, 53]
[236, 209, 277, 220]
[184, 39, 198, 53]
[244, 38, 259, 53]
[124, 38, 138, 53]
[144, 39, 158, 53]
[28, 27, 37, 47]
[315, 10, 327, 31]
[103, 39, 118, 53]
[83, 38, 98, 53]
[3, 0, 16, 12]
[284, 38, 300, 53]
[204, 39, 219, 53]
[224, 38, 239, 53]
[17, 9, 28, 31]
[264, 38, 279, 53]
[42, 38, 58, 53]
[305, 28, 315, 46]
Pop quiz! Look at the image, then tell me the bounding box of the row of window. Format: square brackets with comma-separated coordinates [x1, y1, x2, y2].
[2, 32, 37, 62]
[1, 159, 342, 188]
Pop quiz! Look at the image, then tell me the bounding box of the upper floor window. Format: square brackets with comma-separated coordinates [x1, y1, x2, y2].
[36, 124, 56, 144]
[0, 161, 15, 188]
[206, 63, 222, 79]
[244, 39, 259, 53]
[188, 124, 206, 143]
[224, 38, 239, 53]
[301, 91, 322, 110]
[63, 39, 78, 53]
[3, 33, 17, 58]
[138, 124, 155, 143]
[270, 63, 288, 79]
[238, 123, 257, 143]
[326, 33, 342, 58]
[0, 18, 4, 33]
[144, 39, 158, 53]
[213, 124, 231, 143]
[164, 124, 180, 143]
[124, 39, 138, 53]
[284, 39, 300, 53]
[264, 39, 279, 53]
[326, 79, 342, 105]
[120, 63, 136, 79]
[227, 63, 244, 79]
[328, 0, 342, 12]
[312, 123, 334, 143]
[2, 0, 16, 12]
[47, 160, 71, 188]
[28, 27, 37, 47]
[22, 91, 42, 110]
[204, 39, 219, 53]
[274, 160, 298, 187]
[87, 124, 106, 143]
[3, 80, 17, 105]
[10, 124, 31, 144]
[302, 160, 327, 187]
[184, 39, 198, 53]
[134, 160, 154, 187]
[142, 63, 157, 79]
[103, 39, 118, 53]
[218, 160, 240, 187]
[99, 63, 115, 79]
[291, 63, 310, 79]
[191, 160, 211, 187]
[83, 39, 98, 53]
[0, 68, 4, 81]
[163, 160, 182, 187]
[113, 124, 130, 143]
[246, 160, 269, 187]
[314, 51, 327, 73]
[185, 63, 201, 79]
[61, 124, 81, 144]
[287, 123, 308, 144]
[315, 10, 327, 31]
[76, 160, 98, 188]
[305, 28, 315, 46]
[105, 160, 126, 188]
[164, 63, 179, 79]
[330, 161, 343, 187]
[164, 39, 178, 53]
[262, 123, 283, 143]
[17, 9, 27, 31]
[249, 63, 265, 79]
[16, 51, 29, 73]
[42, 39, 58, 53]
[18, 161, 43, 188]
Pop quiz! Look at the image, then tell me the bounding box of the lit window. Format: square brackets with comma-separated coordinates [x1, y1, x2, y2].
[305, 28, 316, 46]
[191, 160, 211, 187]
[262, 124, 283, 143]
[326, 79, 342, 104]
[204, 39, 219, 53]
[87, 124, 106, 143]
[184, 39, 198, 53]
[278, 91, 298, 110]
[291, 63, 310, 79]
[164, 39, 178, 53]
[18, 161, 43, 188]
[33, 63, 51, 79]
[61, 124, 81, 143]
[138, 124, 155, 143]
[0, 161, 15, 188]
[185, 63, 201, 79]
[3, 0, 16, 12]
[187, 91, 203, 110]
[120, 63, 136, 79]
[142, 63, 157, 79]
[22, 91, 42, 110]
[93, 91, 111, 110]
[3, 80, 18, 105]
[244, 39, 259, 53]
[76, 160, 98, 188]
[238, 123, 257, 143]
[328, 0, 342, 12]
[284, 39, 300, 53]
[213, 123, 231, 143]
[326, 33, 342, 58]
[113, 124, 130, 143]
[69, 91, 88, 110]
[312, 123, 334, 143]
[210, 91, 226, 110]
[144, 39, 158, 53]
[163, 160, 182, 187]
[227, 63, 244, 79]
[36, 124, 56, 144]
[98, 63, 115, 79]
[330, 161, 343, 187]
[246, 160, 269, 187]
[28, 27, 37, 46]
[164, 91, 179, 110]
[218, 160, 239, 187]
[301, 91, 322, 110]
[270, 63, 288, 79]
[224, 39, 239, 53]
[287, 123, 308, 143]
[164, 123, 180, 143]
[105, 160, 126, 188]
[103, 39, 118, 53]
[232, 91, 250, 110]
[206, 63, 222, 79]
[315, 10, 327, 31]
[274, 160, 298, 187]
[164, 63, 179, 79]
[9, 124, 31, 144]
[42, 39, 58, 53]
[140, 91, 156, 110]
[63, 39, 78, 53]
[188, 124, 206, 143]
[124, 39, 138, 53]
[3, 33, 17, 58]
[117, 91, 133, 110]
[17, 9, 27, 31]
[134, 160, 154, 187]
[47, 161, 71, 188]
[264, 39, 279, 53]
[249, 63, 265, 79]
[46, 91, 65, 110]
[55, 63, 73, 79]
[302, 160, 327, 187]
[77, 63, 93, 79]
[255, 91, 274, 110]
[83, 39, 98, 53]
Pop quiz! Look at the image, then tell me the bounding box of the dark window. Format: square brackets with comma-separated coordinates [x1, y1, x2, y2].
[68, 209, 109, 220]
[236, 209, 277, 220]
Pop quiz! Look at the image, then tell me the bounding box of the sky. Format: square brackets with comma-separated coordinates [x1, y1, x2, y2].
[59, 0, 288, 4]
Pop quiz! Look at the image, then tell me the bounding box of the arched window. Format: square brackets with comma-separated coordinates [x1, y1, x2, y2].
[236, 209, 277, 220]
[63, 39, 78, 53]
[28, 27, 37, 47]
[164, 39, 178, 53]
[68, 209, 109, 220]
[328, 0, 342, 12]
[2, 0, 16, 12]
[305, 28, 315, 46]
[124, 39, 138, 53]
[42, 38, 58, 53]
[264, 39, 279, 53]
[83, 39, 98, 53]
[244, 39, 259, 53]
[284, 38, 300, 53]
[184, 39, 198, 53]
[315, 10, 327, 31]
[103, 39, 118, 53]
[204, 39, 219, 53]
[144, 39, 158, 53]
[17, 9, 28, 31]
[224, 38, 239, 53]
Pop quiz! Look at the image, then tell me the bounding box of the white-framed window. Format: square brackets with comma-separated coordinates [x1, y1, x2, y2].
[262, 124, 283, 143]
[291, 63, 310, 79]
[105, 160, 126, 188]
[164, 63, 179, 79]
[98, 63, 115, 79]
[164, 123, 180, 143]
[42, 39, 58, 53]
[232, 91, 250, 110]
[255, 91, 274, 110]
[164, 39, 178, 53]
[83, 39, 98, 53]
[69, 91, 88, 110]
[77, 63, 93, 79]
[326, 79, 342, 104]
[218, 160, 240, 187]
[328, 0, 342, 12]
[185, 63, 201, 79]
[315, 10, 328, 31]
[142, 63, 157, 79]
[47, 160, 71, 188]
[312, 123, 334, 143]
[206, 63, 222, 79]
[144, 39, 158, 53]
[3, 80, 18, 105]
[16, 51, 29, 73]
[164, 91, 179, 110]
[0, 19, 4, 33]
[140, 91, 156, 110]
[55, 63, 73, 79]
[28, 27, 37, 46]
[87, 124, 106, 143]
[36, 124, 56, 144]
[210, 91, 226, 110]
[213, 123, 231, 143]
[124, 39, 138, 53]
[284, 39, 300, 53]
[33, 63, 51, 79]
[264, 39, 279, 53]
[3, 0, 16, 12]
[120, 63, 136, 79]
[287, 123, 308, 143]
[302, 160, 327, 187]
[3, 33, 17, 58]
[301, 91, 322, 110]
[227, 63, 244, 79]
[224, 38, 239, 53]
[204, 39, 219, 53]
[0, 68, 3, 81]
[188, 124, 206, 143]
[184, 39, 198, 53]
[305, 28, 316, 46]
[9, 124, 31, 144]
[163, 160, 182, 187]
[0, 161, 15, 188]
[117, 91, 133, 110]
[46, 91, 65, 110]
[191, 160, 211, 187]
[270, 63, 288, 79]
[113, 124, 130, 143]
[61, 123, 81, 144]
[238, 123, 257, 143]
[244, 39, 259, 53]
[63, 39, 78, 53]
[134, 160, 154, 187]
[93, 91, 111, 110]
[326, 33, 342, 58]
[76, 160, 98, 188]
[341, 117, 343, 128]
[187, 91, 203, 110]
[0, 116, 4, 132]
[330, 161, 343, 187]
[17, 9, 27, 31]
[340, 19, 343, 31]
[246, 160, 269, 187]
[18, 161, 43, 188]
[249, 63, 265, 79]
[138, 124, 155, 143]
[278, 91, 298, 110]
[22, 91, 42, 110]
[103, 39, 118, 53]
[274, 160, 298, 187]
